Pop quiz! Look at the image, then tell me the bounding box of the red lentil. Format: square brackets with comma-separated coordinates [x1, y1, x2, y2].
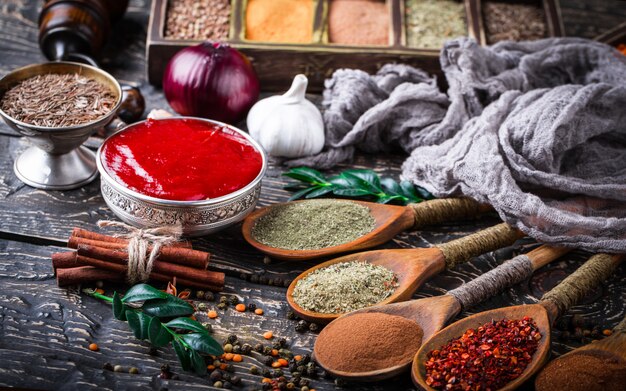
[425, 317, 541, 390]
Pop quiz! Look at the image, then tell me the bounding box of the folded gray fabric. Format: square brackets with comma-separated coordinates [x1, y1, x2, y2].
[292, 37, 626, 251]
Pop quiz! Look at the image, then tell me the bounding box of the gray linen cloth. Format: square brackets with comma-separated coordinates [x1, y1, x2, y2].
[291, 38, 626, 252]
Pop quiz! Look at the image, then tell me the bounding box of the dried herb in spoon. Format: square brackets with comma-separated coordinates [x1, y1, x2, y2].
[1, 73, 116, 127]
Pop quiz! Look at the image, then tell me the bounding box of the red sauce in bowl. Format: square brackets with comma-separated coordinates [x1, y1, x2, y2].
[100, 118, 263, 201]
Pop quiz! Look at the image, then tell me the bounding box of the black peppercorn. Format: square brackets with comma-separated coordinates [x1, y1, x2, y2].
[254, 343, 264, 353]
[223, 381, 232, 389]
[239, 272, 249, 281]
[227, 334, 238, 344]
[241, 343, 252, 355]
[103, 362, 113, 371]
[308, 323, 319, 332]
[204, 291, 215, 301]
[296, 365, 306, 374]
[225, 364, 235, 372]
[263, 346, 273, 356]
[210, 370, 223, 381]
[222, 373, 231, 382]
[320, 369, 330, 379]
[283, 279, 292, 288]
[289, 363, 298, 373]
[232, 345, 242, 354]
[295, 322, 308, 333]
[250, 274, 260, 284]
[335, 378, 347, 387]
[291, 375, 302, 386]
[262, 369, 272, 378]
[230, 375, 241, 385]
[247, 302, 257, 311]
[273, 369, 284, 378]
[286, 310, 297, 320]
[262, 383, 272, 391]
[300, 354, 311, 365]
[259, 276, 268, 285]
[217, 302, 227, 310]
[263, 356, 274, 366]
[278, 337, 287, 347]
[229, 296, 239, 306]
[298, 378, 309, 387]
[272, 341, 282, 349]
[571, 314, 585, 328]
[273, 278, 283, 287]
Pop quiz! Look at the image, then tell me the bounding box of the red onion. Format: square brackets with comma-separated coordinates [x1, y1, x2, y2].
[163, 42, 260, 124]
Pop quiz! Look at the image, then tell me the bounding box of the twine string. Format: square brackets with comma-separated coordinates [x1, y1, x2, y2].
[540, 253, 621, 318]
[97, 220, 183, 283]
[409, 198, 483, 229]
[448, 255, 533, 311]
[438, 223, 520, 269]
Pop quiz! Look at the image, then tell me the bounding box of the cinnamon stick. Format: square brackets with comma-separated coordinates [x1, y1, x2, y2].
[52, 251, 78, 270]
[75, 254, 224, 291]
[67, 236, 210, 269]
[76, 244, 224, 287]
[56, 266, 122, 286]
[71, 227, 193, 248]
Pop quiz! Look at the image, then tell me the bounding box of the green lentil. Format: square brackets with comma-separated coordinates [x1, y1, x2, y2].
[405, 0, 466, 48]
[292, 261, 398, 313]
[251, 199, 375, 250]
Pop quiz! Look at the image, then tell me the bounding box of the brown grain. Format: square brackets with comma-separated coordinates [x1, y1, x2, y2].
[165, 0, 231, 41]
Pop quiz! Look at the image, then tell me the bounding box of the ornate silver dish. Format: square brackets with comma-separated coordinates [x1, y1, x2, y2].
[96, 117, 267, 236]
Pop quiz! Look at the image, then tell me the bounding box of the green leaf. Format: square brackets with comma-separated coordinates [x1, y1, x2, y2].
[400, 181, 422, 202]
[122, 284, 168, 303]
[172, 340, 191, 372]
[377, 194, 405, 204]
[125, 310, 152, 340]
[415, 185, 434, 200]
[165, 318, 209, 334]
[142, 296, 194, 318]
[189, 349, 207, 375]
[113, 292, 127, 321]
[304, 186, 335, 198]
[148, 317, 174, 347]
[380, 177, 403, 196]
[181, 333, 224, 356]
[333, 188, 375, 197]
[287, 186, 316, 201]
[342, 169, 382, 192]
[283, 167, 328, 184]
[328, 175, 351, 188]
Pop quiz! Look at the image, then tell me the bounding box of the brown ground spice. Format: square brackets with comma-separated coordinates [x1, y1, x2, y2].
[314, 312, 423, 372]
[245, 0, 314, 43]
[535, 350, 626, 391]
[329, 0, 389, 45]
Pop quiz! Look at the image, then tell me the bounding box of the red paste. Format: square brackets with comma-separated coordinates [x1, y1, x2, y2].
[101, 118, 262, 201]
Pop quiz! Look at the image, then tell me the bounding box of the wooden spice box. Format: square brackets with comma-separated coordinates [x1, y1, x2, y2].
[146, 0, 563, 92]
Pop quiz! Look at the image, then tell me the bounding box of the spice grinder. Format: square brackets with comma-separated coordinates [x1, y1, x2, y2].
[0, 62, 122, 190]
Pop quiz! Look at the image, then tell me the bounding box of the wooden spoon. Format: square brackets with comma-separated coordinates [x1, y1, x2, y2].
[242, 198, 491, 260]
[287, 222, 524, 323]
[312, 245, 570, 381]
[534, 314, 626, 390]
[412, 253, 624, 391]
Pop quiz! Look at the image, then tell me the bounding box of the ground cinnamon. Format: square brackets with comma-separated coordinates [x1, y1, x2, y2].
[535, 350, 626, 391]
[314, 312, 423, 372]
[245, 0, 313, 43]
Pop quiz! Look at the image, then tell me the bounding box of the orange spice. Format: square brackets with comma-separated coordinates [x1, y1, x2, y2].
[277, 358, 288, 367]
[262, 378, 272, 384]
[233, 354, 243, 362]
[88, 343, 99, 351]
[263, 331, 273, 339]
[235, 303, 246, 312]
[617, 44, 626, 56]
[271, 349, 279, 357]
[208, 310, 218, 319]
[245, 0, 313, 43]
[95, 288, 105, 295]
[224, 353, 234, 361]
[271, 361, 282, 368]
[294, 355, 302, 361]
[219, 363, 228, 370]
[254, 308, 264, 315]
[207, 365, 216, 371]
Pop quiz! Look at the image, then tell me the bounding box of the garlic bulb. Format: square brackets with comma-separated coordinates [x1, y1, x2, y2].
[247, 74, 325, 158]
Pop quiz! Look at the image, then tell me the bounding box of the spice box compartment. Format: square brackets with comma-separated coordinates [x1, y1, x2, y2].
[470, 0, 564, 45]
[146, 0, 563, 92]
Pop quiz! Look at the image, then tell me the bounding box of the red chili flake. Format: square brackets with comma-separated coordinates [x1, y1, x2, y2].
[425, 317, 541, 390]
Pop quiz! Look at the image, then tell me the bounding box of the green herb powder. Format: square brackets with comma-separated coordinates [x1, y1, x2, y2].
[292, 261, 398, 313]
[251, 199, 375, 250]
[405, 0, 467, 49]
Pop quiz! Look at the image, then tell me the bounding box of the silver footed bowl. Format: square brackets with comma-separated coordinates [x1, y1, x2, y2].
[96, 117, 267, 237]
[0, 62, 122, 190]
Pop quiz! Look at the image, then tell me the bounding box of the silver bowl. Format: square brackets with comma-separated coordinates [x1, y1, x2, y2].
[96, 117, 267, 236]
[0, 62, 122, 190]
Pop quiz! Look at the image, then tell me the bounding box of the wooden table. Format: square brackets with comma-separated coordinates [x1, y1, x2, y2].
[1, 1, 624, 390]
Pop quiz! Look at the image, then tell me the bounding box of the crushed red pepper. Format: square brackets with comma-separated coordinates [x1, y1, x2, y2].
[425, 316, 541, 390]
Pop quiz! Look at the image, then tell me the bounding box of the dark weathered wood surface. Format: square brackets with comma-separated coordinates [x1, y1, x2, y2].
[0, 1, 625, 390]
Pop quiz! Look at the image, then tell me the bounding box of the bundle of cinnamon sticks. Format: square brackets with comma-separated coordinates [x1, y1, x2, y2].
[51, 228, 224, 291]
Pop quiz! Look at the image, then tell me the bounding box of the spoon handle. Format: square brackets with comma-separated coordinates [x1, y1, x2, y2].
[541, 253, 624, 320]
[448, 245, 568, 311]
[436, 223, 523, 269]
[408, 198, 491, 229]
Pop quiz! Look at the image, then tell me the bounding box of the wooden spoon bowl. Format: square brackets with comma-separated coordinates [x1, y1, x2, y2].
[412, 303, 552, 391]
[242, 200, 414, 260]
[314, 295, 459, 381]
[286, 247, 445, 323]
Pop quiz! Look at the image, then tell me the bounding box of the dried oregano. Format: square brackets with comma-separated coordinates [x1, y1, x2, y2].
[251, 199, 375, 250]
[292, 261, 398, 313]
